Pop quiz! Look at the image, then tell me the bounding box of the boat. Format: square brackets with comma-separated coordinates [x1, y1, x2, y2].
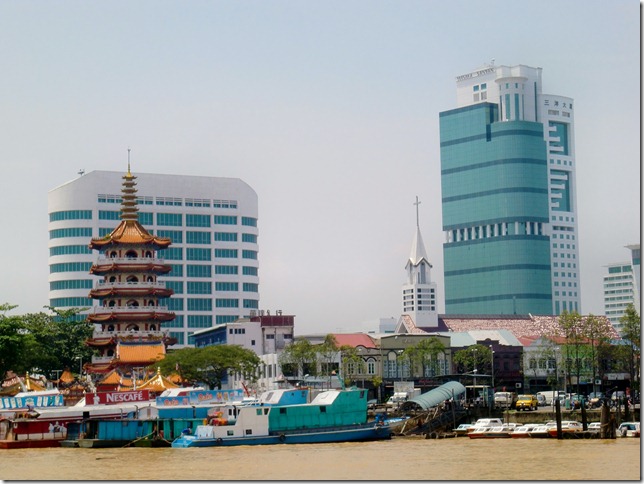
[618, 422, 640, 438]
[509, 423, 540, 438]
[528, 423, 555, 439]
[452, 423, 474, 436]
[466, 418, 504, 434]
[547, 421, 584, 438]
[171, 388, 391, 447]
[468, 423, 516, 439]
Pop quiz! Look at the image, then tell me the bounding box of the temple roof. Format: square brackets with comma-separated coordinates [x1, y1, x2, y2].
[137, 367, 179, 392]
[116, 341, 166, 363]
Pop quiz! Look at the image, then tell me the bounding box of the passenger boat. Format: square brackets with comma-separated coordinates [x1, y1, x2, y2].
[468, 423, 516, 439]
[528, 423, 555, 439]
[171, 388, 391, 447]
[509, 423, 540, 438]
[452, 423, 474, 436]
[547, 421, 583, 438]
[617, 422, 640, 438]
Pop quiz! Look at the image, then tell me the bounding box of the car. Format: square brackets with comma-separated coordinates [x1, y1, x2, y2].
[515, 394, 538, 411]
[536, 394, 547, 407]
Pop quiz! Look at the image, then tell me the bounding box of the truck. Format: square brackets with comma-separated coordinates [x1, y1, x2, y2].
[386, 388, 421, 408]
[536, 390, 565, 406]
[494, 391, 515, 409]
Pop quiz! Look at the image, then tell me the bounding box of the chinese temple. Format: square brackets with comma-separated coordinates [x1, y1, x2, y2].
[84, 163, 177, 385]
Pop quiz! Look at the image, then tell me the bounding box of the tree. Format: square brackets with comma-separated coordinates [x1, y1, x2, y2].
[0, 304, 32, 377]
[338, 345, 364, 387]
[620, 304, 641, 392]
[278, 338, 317, 378]
[317, 334, 339, 381]
[157, 345, 260, 389]
[557, 310, 584, 395]
[406, 337, 446, 378]
[453, 344, 492, 375]
[582, 314, 614, 394]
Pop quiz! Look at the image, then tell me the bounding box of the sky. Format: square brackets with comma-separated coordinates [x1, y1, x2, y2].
[0, 0, 640, 335]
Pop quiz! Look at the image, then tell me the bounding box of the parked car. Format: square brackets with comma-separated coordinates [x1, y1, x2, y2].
[515, 394, 539, 411]
[536, 394, 547, 407]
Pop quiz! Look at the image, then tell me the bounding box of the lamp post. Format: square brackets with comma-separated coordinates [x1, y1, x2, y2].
[490, 346, 495, 410]
[472, 348, 478, 406]
[75, 356, 83, 378]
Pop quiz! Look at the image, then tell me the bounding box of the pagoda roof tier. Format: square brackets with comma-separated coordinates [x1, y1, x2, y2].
[88, 286, 174, 299]
[90, 259, 172, 275]
[89, 219, 171, 250]
[116, 341, 165, 364]
[84, 363, 115, 374]
[85, 337, 116, 347]
[87, 309, 176, 323]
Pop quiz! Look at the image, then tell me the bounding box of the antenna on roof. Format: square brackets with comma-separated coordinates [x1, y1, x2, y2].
[78, 169, 85, 176]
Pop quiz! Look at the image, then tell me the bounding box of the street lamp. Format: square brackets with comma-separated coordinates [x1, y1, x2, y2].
[490, 346, 495, 409]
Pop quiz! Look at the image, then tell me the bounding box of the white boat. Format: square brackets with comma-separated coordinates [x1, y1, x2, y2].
[510, 423, 540, 438]
[547, 421, 583, 437]
[468, 424, 516, 439]
[466, 418, 504, 434]
[618, 422, 640, 437]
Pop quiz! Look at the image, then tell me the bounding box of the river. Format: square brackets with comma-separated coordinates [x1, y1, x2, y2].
[0, 437, 640, 481]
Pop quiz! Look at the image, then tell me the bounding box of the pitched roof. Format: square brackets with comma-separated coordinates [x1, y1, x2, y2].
[407, 227, 430, 267]
[137, 368, 179, 391]
[331, 333, 377, 349]
[116, 341, 166, 363]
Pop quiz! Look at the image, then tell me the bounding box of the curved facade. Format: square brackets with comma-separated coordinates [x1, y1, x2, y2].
[48, 170, 260, 347]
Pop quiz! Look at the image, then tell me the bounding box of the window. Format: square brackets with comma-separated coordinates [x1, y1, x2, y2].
[215, 265, 238, 275]
[216, 282, 238, 291]
[49, 245, 92, 256]
[243, 266, 258, 276]
[188, 298, 212, 311]
[160, 247, 183, 260]
[215, 249, 238, 258]
[214, 215, 237, 225]
[49, 210, 92, 222]
[186, 231, 211, 244]
[157, 230, 183, 243]
[99, 210, 120, 220]
[187, 264, 212, 278]
[49, 227, 92, 239]
[157, 213, 182, 226]
[242, 250, 257, 260]
[167, 264, 183, 277]
[187, 248, 211, 261]
[242, 233, 257, 243]
[50, 262, 92, 273]
[241, 217, 257, 227]
[215, 232, 238, 242]
[243, 299, 259, 309]
[188, 315, 212, 328]
[187, 281, 212, 294]
[50, 280, 94, 291]
[243, 283, 258, 292]
[165, 281, 184, 294]
[216, 299, 239, 308]
[186, 214, 211, 227]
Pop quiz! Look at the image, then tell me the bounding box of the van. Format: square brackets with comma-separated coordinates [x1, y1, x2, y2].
[386, 392, 408, 408]
[537, 390, 564, 405]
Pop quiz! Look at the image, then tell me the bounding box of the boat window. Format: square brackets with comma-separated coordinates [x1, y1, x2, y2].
[227, 430, 234, 436]
[245, 429, 252, 435]
[320, 406, 326, 413]
[256, 409, 262, 416]
[280, 408, 287, 414]
[360, 390, 365, 398]
[264, 408, 269, 415]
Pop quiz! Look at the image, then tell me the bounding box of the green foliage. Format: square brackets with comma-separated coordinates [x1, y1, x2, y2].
[157, 345, 260, 390]
[278, 338, 317, 377]
[620, 304, 641, 390]
[453, 344, 492, 374]
[403, 337, 446, 377]
[0, 304, 94, 379]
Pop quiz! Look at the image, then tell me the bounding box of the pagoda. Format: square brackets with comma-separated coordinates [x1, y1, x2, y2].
[84, 163, 177, 381]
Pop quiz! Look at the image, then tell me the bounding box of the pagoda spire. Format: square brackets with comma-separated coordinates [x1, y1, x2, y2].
[121, 149, 139, 221]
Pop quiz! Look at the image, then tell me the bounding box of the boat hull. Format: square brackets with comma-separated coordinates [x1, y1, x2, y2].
[0, 439, 62, 449]
[172, 424, 391, 448]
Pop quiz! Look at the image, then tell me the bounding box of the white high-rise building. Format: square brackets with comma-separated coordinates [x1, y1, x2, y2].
[48, 170, 259, 347]
[401, 197, 438, 327]
[603, 244, 641, 334]
[453, 62, 580, 315]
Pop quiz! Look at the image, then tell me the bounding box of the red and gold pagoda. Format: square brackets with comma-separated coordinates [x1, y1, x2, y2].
[84, 165, 177, 381]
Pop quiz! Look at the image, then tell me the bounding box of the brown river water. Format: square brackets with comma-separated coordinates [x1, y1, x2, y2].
[0, 437, 640, 481]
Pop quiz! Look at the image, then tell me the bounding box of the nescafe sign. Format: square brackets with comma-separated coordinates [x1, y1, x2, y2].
[86, 390, 151, 405]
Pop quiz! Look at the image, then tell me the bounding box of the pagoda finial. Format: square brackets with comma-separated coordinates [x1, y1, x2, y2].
[127, 148, 132, 177]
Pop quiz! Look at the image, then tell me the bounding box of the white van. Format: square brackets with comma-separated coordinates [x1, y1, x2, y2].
[537, 390, 564, 405]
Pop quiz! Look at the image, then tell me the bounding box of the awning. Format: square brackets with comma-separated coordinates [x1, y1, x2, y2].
[401, 381, 466, 411]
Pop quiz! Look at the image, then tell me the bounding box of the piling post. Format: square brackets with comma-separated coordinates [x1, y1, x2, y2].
[600, 400, 610, 439]
[581, 403, 588, 430]
[554, 398, 563, 439]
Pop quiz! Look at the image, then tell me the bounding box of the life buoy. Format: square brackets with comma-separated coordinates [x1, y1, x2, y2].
[278, 433, 286, 443]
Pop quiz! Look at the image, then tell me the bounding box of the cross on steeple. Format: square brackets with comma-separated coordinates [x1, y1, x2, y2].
[414, 196, 421, 228]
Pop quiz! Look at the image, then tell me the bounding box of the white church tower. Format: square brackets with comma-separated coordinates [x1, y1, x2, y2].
[401, 196, 438, 327]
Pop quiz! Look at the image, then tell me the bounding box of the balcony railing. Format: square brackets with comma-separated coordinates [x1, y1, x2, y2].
[92, 305, 170, 313]
[92, 329, 170, 339]
[95, 281, 167, 289]
[94, 257, 167, 265]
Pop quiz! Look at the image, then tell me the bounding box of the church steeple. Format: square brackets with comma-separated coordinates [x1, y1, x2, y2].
[402, 196, 438, 327]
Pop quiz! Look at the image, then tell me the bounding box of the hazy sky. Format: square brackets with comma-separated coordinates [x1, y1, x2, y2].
[0, 0, 640, 334]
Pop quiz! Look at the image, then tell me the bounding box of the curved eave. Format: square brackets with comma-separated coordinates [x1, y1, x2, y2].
[87, 311, 176, 322]
[89, 220, 172, 250]
[88, 288, 174, 299]
[89, 239, 171, 250]
[90, 264, 172, 275]
[85, 337, 116, 347]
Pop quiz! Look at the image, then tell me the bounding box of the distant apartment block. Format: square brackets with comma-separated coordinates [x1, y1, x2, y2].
[604, 244, 641, 334]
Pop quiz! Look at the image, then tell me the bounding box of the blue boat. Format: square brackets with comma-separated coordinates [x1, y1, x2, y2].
[171, 388, 391, 447]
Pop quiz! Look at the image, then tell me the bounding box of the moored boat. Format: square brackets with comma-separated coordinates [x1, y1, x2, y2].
[547, 421, 583, 438]
[510, 423, 540, 438]
[172, 388, 391, 448]
[468, 423, 516, 439]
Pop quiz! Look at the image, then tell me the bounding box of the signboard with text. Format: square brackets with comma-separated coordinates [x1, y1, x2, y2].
[86, 390, 151, 405]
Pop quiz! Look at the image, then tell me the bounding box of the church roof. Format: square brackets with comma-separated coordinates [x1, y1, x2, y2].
[407, 226, 430, 267]
[395, 314, 429, 334]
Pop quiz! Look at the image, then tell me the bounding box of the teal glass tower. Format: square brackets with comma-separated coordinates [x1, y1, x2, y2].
[440, 101, 552, 315]
[440, 63, 581, 316]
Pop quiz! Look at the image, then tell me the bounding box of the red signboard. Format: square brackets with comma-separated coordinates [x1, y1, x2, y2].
[86, 390, 151, 405]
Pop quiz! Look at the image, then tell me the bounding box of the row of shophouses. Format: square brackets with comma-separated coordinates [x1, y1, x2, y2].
[190, 311, 631, 400]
